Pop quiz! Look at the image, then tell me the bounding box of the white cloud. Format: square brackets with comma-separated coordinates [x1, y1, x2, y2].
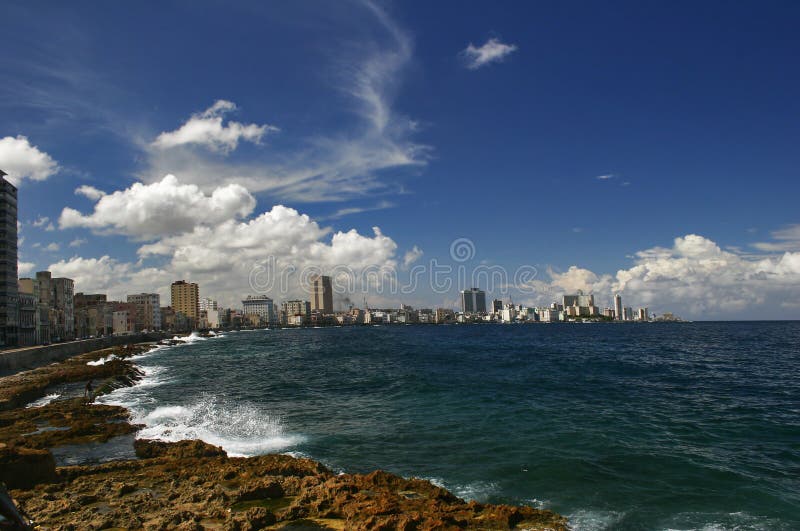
[325, 200, 394, 220]
[752, 224, 800, 252]
[516, 234, 800, 319]
[18, 261, 35, 276]
[402, 245, 423, 269]
[461, 38, 518, 70]
[596, 174, 614, 180]
[151, 100, 277, 153]
[140, 4, 428, 203]
[59, 174, 256, 239]
[44, 242, 60, 252]
[0, 135, 59, 185]
[75, 184, 106, 200]
[53, 204, 400, 308]
[69, 238, 87, 247]
[32, 216, 50, 228]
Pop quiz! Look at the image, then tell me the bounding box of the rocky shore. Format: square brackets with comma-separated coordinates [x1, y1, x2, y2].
[0, 344, 568, 530]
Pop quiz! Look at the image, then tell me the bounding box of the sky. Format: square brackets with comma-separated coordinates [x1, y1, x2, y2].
[1, 0, 799, 319]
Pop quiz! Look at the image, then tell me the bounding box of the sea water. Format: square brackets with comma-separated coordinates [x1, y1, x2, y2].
[96, 322, 800, 530]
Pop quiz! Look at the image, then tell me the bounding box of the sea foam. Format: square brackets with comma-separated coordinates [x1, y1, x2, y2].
[133, 395, 304, 457]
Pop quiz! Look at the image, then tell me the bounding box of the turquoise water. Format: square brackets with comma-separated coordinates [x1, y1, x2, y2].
[98, 322, 800, 530]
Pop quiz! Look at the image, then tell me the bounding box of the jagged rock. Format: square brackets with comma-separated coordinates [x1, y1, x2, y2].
[134, 438, 227, 459]
[0, 443, 57, 489]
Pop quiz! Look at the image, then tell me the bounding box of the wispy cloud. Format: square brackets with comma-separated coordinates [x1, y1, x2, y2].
[752, 224, 800, 252]
[596, 174, 614, 180]
[324, 200, 395, 220]
[461, 38, 518, 69]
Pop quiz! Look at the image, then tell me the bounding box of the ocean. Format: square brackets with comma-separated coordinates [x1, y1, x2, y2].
[96, 322, 800, 530]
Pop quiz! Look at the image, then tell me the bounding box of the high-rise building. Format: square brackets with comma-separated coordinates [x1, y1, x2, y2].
[460, 288, 487, 314]
[51, 277, 75, 341]
[0, 171, 18, 347]
[127, 293, 161, 331]
[491, 299, 503, 314]
[310, 275, 333, 314]
[637, 307, 649, 321]
[242, 295, 276, 325]
[171, 280, 199, 324]
[614, 293, 623, 321]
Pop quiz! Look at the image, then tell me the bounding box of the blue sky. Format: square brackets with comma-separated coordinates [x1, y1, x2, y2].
[2, 0, 799, 318]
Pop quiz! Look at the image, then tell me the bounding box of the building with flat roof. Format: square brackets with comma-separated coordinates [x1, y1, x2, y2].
[171, 280, 199, 325]
[460, 288, 487, 314]
[0, 171, 18, 347]
[243, 295, 276, 325]
[310, 275, 333, 314]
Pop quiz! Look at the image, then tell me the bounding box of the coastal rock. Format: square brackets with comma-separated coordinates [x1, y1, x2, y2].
[134, 438, 227, 459]
[0, 443, 56, 489]
[1, 344, 569, 531]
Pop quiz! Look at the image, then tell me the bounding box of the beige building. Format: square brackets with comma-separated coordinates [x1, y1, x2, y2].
[170, 280, 199, 323]
[310, 275, 333, 314]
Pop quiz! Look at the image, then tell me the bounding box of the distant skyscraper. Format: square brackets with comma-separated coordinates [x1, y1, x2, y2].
[310, 275, 333, 314]
[461, 288, 487, 314]
[199, 297, 218, 312]
[492, 299, 503, 314]
[614, 293, 623, 321]
[171, 280, 199, 322]
[0, 171, 18, 347]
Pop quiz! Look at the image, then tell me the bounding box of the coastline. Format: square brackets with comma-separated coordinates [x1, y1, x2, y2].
[0, 342, 567, 530]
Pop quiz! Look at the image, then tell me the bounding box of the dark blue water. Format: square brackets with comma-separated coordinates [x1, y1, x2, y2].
[99, 322, 800, 530]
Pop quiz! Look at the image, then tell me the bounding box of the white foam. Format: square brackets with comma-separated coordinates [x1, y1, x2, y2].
[87, 354, 116, 366]
[415, 477, 498, 502]
[567, 509, 626, 530]
[25, 393, 61, 408]
[132, 395, 304, 457]
[172, 331, 207, 343]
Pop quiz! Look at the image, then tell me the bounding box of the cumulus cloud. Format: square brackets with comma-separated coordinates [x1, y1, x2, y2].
[0, 135, 59, 185]
[75, 185, 106, 200]
[52, 204, 400, 307]
[32, 216, 50, 228]
[461, 38, 518, 69]
[18, 261, 35, 276]
[69, 238, 87, 247]
[44, 242, 60, 252]
[520, 234, 800, 318]
[59, 174, 256, 239]
[151, 100, 277, 153]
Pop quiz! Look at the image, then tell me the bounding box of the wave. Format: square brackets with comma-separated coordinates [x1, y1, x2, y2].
[567, 509, 626, 531]
[87, 354, 117, 366]
[132, 395, 304, 457]
[26, 393, 61, 408]
[418, 477, 499, 503]
[172, 331, 207, 343]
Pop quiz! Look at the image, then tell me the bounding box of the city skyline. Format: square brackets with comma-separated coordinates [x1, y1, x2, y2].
[2, 1, 800, 319]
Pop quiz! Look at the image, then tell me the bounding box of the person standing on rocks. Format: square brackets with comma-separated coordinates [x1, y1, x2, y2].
[84, 380, 94, 403]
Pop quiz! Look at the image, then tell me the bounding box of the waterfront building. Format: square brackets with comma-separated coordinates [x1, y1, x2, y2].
[17, 291, 36, 346]
[127, 293, 161, 331]
[171, 280, 199, 326]
[460, 288, 487, 314]
[310, 275, 333, 314]
[538, 308, 558, 322]
[491, 299, 503, 314]
[638, 307, 649, 321]
[74, 293, 111, 338]
[112, 303, 136, 335]
[51, 277, 75, 341]
[242, 295, 276, 325]
[624, 307, 633, 321]
[603, 307, 615, 319]
[0, 171, 18, 347]
[281, 300, 311, 319]
[199, 297, 218, 312]
[614, 293, 623, 321]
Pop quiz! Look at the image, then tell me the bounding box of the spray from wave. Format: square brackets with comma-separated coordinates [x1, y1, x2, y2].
[133, 395, 304, 457]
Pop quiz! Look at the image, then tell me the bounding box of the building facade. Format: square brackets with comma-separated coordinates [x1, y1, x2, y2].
[171, 280, 199, 327]
[460, 288, 487, 314]
[242, 295, 276, 325]
[310, 275, 333, 314]
[0, 172, 18, 347]
[127, 293, 161, 331]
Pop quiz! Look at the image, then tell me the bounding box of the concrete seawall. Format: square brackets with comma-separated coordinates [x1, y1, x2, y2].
[0, 333, 169, 376]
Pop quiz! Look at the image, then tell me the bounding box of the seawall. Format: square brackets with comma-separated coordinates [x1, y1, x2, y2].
[0, 333, 168, 376]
